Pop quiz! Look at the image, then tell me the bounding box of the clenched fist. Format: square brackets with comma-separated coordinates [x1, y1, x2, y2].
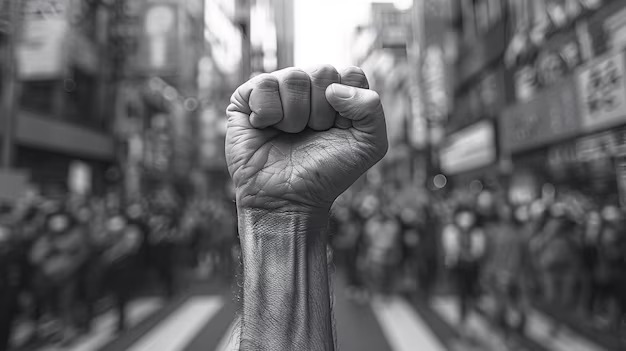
[226, 65, 388, 213]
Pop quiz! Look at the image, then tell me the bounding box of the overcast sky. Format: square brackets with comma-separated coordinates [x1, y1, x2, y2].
[294, 0, 411, 68]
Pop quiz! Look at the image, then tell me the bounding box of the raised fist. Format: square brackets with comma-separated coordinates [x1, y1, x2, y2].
[225, 65, 388, 213]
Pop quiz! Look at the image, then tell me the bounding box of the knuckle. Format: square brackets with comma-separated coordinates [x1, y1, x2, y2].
[309, 64, 339, 87]
[341, 66, 369, 88]
[342, 66, 365, 75]
[282, 72, 310, 92]
[254, 74, 279, 91]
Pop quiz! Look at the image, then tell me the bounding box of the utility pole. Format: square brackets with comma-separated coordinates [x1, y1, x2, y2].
[1, 0, 19, 169]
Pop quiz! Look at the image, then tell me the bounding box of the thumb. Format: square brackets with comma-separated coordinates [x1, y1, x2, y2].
[325, 83, 386, 135]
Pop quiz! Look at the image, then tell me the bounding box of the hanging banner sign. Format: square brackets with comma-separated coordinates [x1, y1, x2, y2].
[577, 50, 626, 132]
[501, 76, 582, 153]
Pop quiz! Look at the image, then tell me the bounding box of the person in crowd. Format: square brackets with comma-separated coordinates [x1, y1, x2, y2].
[332, 203, 366, 300]
[101, 211, 143, 332]
[29, 209, 89, 344]
[534, 202, 581, 334]
[0, 219, 22, 351]
[210, 196, 238, 279]
[442, 205, 486, 330]
[10, 202, 44, 342]
[523, 200, 550, 298]
[414, 203, 440, 302]
[593, 205, 626, 330]
[485, 203, 530, 339]
[72, 200, 100, 333]
[397, 203, 420, 293]
[580, 208, 602, 319]
[148, 208, 178, 298]
[125, 202, 151, 274]
[182, 201, 208, 274]
[363, 206, 402, 295]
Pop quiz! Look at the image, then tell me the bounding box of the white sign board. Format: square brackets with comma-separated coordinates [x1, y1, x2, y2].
[68, 161, 91, 195]
[17, 0, 68, 79]
[577, 50, 626, 132]
[440, 121, 497, 175]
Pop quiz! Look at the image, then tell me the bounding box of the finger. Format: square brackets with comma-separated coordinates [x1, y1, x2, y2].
[305, 64, 340, 131]
[336, 66, 370, 129]
[339, 66, 369, 89]
[325, 84, 386, 136]
[248, 73, 283, 129]
[272, 68, 311, 133]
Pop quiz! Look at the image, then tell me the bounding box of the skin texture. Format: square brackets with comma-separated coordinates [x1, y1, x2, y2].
[225, 65, 388, 350]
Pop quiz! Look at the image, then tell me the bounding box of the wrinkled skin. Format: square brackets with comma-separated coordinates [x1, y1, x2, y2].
[226, 65, 388, 213]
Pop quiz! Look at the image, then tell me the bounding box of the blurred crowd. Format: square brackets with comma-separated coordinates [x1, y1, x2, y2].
[331, 184, 626, 340]
[0, 190, 237, 350]
[2, 180, 625, 349]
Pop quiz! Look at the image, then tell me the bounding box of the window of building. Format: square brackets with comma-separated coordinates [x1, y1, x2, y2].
[64, 66, 99, 129]
[20, 80, 58, 115]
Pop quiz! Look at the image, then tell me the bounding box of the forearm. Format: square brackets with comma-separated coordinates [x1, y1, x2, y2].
[238, 208, 334, 351]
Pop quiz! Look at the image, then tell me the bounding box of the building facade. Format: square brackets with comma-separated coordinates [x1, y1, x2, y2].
[499, 0, 626, 205]
[1, 0, 116, 198]
[437, 0, 626, 207]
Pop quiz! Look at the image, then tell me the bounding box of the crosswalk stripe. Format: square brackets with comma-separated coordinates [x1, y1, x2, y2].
[525, 309, 607, 351]
[433, 295, 609, 351]
[433, 297, 508, 351]
[39, 297, 163, 351]
[128, 296, 223, 351]
[371, 296, 446, 351]
[214, 319, 240, 351]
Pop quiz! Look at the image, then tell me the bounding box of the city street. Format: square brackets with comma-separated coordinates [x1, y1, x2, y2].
[10, 273, 610, 351]
[3, 0, 626, 350]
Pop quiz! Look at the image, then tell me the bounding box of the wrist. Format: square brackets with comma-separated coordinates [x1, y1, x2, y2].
[237, 208, 334, 350]
[235, 188, 333, 215]
[237, 207, 330, 233]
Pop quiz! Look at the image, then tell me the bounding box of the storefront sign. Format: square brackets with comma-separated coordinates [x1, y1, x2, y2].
[577, 50, 626, 132]
[547, 126, 624, 194]
[68, 161, 91, 195]
[440, 121, 496, 175]
[423, 45, 449, 122]
[501, 76, 582, 153]
[128, 0, 180, 76]
[17, 0, 69, 79]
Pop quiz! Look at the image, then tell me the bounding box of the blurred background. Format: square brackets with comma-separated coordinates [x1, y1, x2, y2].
[1, 0, 626, 350]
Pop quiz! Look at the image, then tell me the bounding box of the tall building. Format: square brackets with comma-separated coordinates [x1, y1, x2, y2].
[499, 0, 626, 205]
[436, 0, 506, 190]
[441, 0, 626, 205]
[1, 0, 115, 198]
[273, 0, 294, 69]
[248, 0, 294, 74]
[112, 0, 207, 199]
[351, 3, 414, 183]
[409, 0, 456, 187]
